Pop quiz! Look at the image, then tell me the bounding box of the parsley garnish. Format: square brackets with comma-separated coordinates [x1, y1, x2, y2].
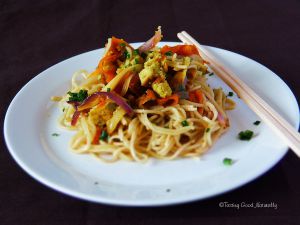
[181, 120, 189, 127]
[141, 52, 147, 59]
[124, 50, 130, 59]
[238, 130, 254, 140]
[107, 88, 111, 92]
[223, 158, 234, 166]
[52, 133, 60, 137]
[206, 128, 210, 132]
[178, 84, 185, 92]
[208, 72, 214, 76]
[67, 89, 88, 102]
[133, 49, 139, 56]
[100, 130, 108, 141]
[228, 91, 234, 97]
[119, 43, 126, 47]
[165, 51, 173, 56]
[134, 58, 139, 64]
[253, 120, 261, 125]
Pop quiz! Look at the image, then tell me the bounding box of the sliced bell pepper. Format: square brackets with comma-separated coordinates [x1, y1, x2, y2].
[97, 37, 132, 83]
[138, 89, 157, 108]
[157, 94, 179, 107]
[92, 126, 102, 145]
[161, 44, 199, 56]
[189, 90, 204, 114]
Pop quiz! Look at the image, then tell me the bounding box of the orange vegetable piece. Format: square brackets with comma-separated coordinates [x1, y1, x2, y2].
[97, 37, 132, 83]
[189, 90, 204, 113]
[189, 90, 203, 103]
[157, 94, 179, 107]
[138, 89, 157, 108]
[77, 94, 106, 111]
[98, 54, 119, 83]
[92, 126, 102, 145]
[187, 68, 197, 80]
[161, 45, 199, 56]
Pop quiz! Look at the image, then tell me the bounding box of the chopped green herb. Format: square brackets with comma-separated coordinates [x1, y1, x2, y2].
[134, 58, 139, 64]
[165, 51, 173, 56]
[62, 108, 65, 112]
[119, 43, 126, 47]
[228, 91, 234, 97]
[238, 130, 254, 140]
[107, 88, 111, 92]
[181, 120, 189, 127]
[124, 50, 130, 59]
[141, 52, 147, 59]
[100, 130, 108, 141]
[67, 89, 88, 102]
[223, 157, 234, 166]
[206, 128, 210, 133]
[253, 120, 261, 125]
[208, 72, 214, 76]
[52, 133, 60, 137]
[178, 84, 185, 92]
[133, 49, 139, 56]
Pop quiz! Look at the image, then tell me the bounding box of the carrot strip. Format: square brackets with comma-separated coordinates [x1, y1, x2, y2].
[187, 68, 197, 80]
[98, 54, 119, 83]
[161, 45, 199, 56]
[138, 89, 157, 108]
[92, 126, 102, 145]
[189, 90, 204, 113]
[71, 110, 81, 126]
[97, 37, 133, 83]
[189, 90, 203, 102]
[77, 95, 106, 111]
[157, 94, 179, 107]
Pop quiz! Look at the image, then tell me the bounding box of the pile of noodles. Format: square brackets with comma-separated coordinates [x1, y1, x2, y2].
[53, 28, 235, 162]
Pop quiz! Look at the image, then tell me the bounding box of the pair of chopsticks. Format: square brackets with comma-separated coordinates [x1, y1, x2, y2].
[177, 31, 300, 157]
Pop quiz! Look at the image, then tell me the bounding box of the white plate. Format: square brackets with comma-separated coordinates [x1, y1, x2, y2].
[4, 42, 299, 206]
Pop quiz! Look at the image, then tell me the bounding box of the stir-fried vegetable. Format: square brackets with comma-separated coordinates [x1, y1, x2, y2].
[138, 89, 157, 108]
[161, 44, 199, 56]
[66, 28, 212, 133]
[92, 126, 102, 145]
[157, 94, 179, 107]
[138, 27, 162, 53]
[98, 37, 133, 83]
[77, 91, 133, 115]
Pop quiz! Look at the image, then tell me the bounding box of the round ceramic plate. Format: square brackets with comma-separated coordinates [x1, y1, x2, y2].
[4, 42, 299, 206]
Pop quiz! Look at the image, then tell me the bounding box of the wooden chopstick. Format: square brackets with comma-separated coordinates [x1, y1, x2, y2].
[178, 31, 300, 157]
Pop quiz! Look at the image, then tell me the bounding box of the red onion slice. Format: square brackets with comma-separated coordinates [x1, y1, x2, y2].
[77, 92, 134, 115]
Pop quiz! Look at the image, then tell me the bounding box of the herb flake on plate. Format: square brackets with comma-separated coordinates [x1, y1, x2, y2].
[238, 130, 254, 141]
[253, 120, 261, 125]
[223, 157, 234, 166]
